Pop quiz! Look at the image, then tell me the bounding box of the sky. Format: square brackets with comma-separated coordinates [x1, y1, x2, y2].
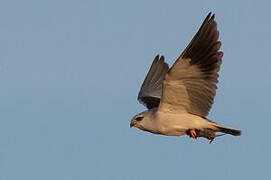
[0, 0, 270, 179]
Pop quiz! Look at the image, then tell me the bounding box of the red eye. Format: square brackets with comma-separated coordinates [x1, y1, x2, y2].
[136, 116, 143, 121]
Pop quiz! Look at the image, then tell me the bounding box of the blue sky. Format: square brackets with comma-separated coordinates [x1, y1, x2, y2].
[0, 0, 270, 179]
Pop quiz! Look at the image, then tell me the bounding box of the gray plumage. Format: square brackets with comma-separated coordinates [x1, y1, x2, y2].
[138, 55, 169, 109]
[159, 13, 222, 117]
[131, 13, 241, 142]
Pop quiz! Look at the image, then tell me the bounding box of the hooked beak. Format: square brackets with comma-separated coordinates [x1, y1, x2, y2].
[130, 120, 136, 128]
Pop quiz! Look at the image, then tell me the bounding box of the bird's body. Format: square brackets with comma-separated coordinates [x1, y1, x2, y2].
[133, 109, 223, 136]
[155, 112, 213, 136]
[130, 13, 241, 143]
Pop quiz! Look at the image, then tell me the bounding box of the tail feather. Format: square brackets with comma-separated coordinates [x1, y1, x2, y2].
[205, 118, 241, 136]
[215, 126, 241, 136]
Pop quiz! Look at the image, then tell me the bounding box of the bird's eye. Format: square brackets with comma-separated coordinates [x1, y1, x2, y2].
[135, 116, 143, 121]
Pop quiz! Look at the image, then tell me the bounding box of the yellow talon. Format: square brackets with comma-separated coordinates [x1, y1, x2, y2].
[189, 129, 197, 139]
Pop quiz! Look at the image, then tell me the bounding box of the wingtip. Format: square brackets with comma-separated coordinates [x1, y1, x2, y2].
[206, 12, 216, 21]
[210, 13, 215, 21]
[159, 55, 165, 62]
[206, 12, 212, 19]
[158, 55, 169, 69]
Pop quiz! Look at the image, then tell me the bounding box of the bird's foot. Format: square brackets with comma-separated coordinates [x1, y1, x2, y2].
[188, 129, 197, 139]
[196, 129, 217, 143]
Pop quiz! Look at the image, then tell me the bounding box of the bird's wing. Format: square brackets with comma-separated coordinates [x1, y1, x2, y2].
[158, 13, 223, 117]
[138, 55, 169, 109]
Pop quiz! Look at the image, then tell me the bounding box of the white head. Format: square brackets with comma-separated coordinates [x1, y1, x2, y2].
[130, 109, 156, 132]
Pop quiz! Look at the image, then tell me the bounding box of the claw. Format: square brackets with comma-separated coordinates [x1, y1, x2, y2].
[189, 129, 197, 139]
[209, 138, 214, 144]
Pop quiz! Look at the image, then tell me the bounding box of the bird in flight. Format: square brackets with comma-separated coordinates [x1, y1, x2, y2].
[130, 13, 241, 143]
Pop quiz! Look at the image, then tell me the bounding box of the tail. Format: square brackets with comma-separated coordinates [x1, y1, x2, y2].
[214, 125, 241, 136]
[206, 119, 241, 136]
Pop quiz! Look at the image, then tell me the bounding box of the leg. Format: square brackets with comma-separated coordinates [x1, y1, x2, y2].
[188, 129, 197, 139]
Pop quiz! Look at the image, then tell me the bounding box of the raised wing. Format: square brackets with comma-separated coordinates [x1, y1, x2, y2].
[158, 13, 223, 117]
[138, 55, 169, 109]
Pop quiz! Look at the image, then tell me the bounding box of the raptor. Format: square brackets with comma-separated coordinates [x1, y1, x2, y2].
[130, 13, 241, 143]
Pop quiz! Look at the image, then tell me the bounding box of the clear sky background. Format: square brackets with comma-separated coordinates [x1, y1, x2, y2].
[0, 0, 270, 179]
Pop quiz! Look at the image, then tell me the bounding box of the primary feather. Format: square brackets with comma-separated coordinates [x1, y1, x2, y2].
[158, 13, 222, 117]
[131, 13, 241, 142]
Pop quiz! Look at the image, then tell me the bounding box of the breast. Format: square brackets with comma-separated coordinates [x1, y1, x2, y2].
[153, 112, 191, 136]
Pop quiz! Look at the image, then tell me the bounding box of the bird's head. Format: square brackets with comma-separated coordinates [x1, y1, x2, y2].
[130, 110, 155, 131]
[130, 113, 145, 128]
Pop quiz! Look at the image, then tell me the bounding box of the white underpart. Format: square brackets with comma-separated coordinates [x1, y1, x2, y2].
[133, 14, 241, 138]
[140, 110, 219, 136]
